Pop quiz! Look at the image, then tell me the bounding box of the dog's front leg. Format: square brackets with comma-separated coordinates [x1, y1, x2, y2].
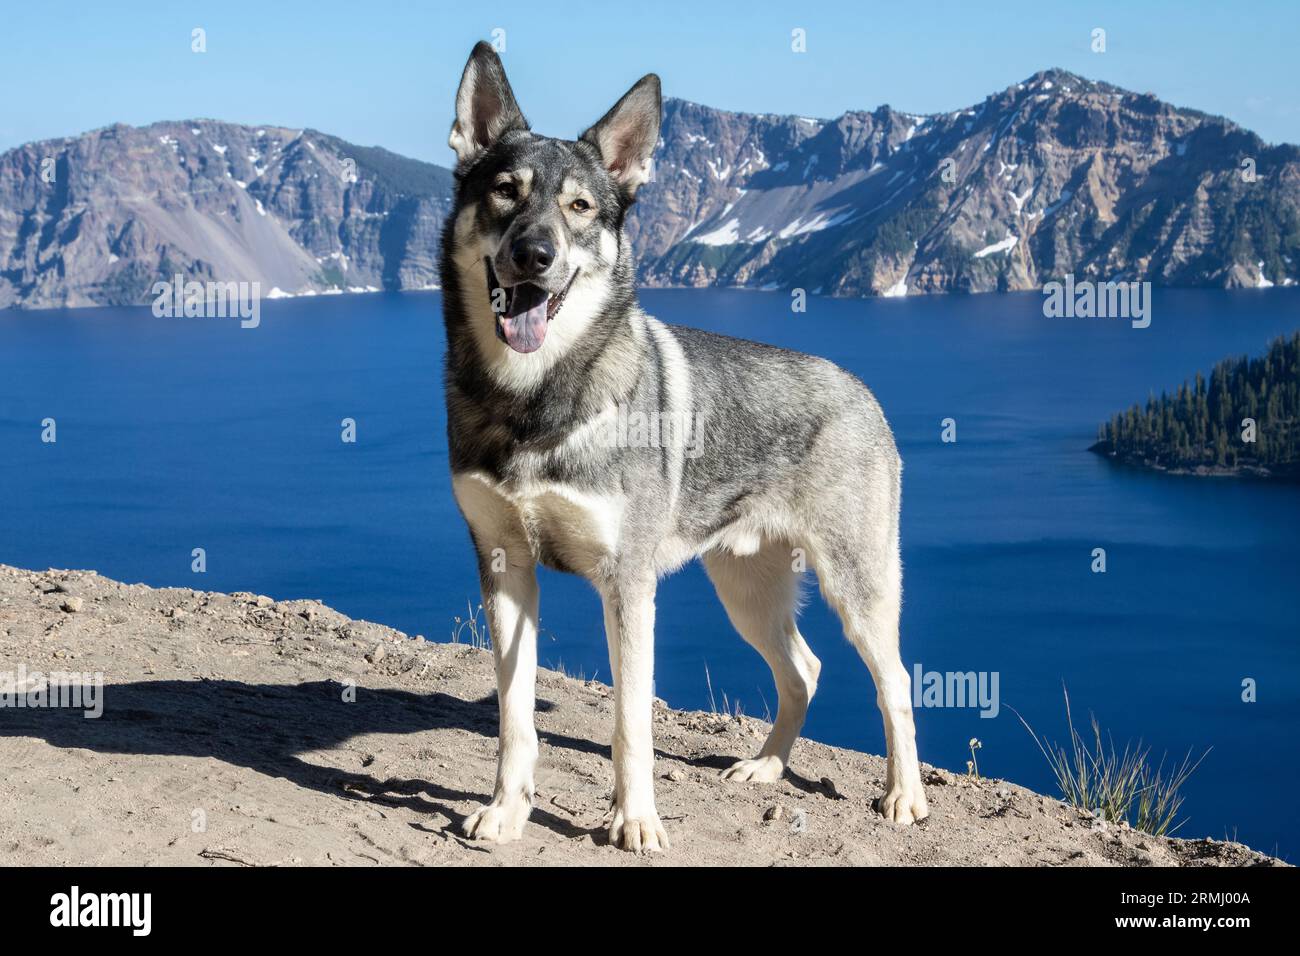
[601, 575, 669, 852]
[462, 558, 540, 843]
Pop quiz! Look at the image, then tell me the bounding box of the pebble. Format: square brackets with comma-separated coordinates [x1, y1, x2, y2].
[365, 643, 386, 664]
[60, 597, 84, 613]
[789, 809, 808, 834]
[763, 805, 785, 822]
[665, 768, 685, 782]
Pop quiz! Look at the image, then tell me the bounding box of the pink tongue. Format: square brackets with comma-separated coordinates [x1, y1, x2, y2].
[500, 297, 549, 353]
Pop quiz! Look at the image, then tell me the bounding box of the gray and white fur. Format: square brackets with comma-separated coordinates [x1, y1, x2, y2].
[440, 41, 928, 852]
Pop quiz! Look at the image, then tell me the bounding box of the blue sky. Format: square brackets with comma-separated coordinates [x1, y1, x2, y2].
[2, 0, 1297, 162]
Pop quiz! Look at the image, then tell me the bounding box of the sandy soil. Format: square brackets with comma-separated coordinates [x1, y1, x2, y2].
[0, 565, 1281, 867]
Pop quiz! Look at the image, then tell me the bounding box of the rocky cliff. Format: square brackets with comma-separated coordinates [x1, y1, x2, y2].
[0, 564, 1280, 866]
[0, 121, 453, 309]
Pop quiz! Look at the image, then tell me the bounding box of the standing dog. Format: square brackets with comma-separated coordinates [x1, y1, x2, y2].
[441, 42, 927, 852]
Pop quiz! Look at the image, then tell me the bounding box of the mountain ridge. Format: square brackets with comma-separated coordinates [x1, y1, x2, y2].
[1, 68, 1297, 310]
[631, 68, 1300, 296]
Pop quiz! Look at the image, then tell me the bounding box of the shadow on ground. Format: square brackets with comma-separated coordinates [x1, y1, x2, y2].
[0, 678, 761, 842]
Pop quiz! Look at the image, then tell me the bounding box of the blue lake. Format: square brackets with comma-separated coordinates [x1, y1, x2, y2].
[1, 287, 1297, 858]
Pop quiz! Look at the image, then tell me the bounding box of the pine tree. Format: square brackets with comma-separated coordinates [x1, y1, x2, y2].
[1093, 332, 1300, 477]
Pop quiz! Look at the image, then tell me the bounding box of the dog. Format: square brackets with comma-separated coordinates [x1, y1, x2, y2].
[440, 41, 928, 852]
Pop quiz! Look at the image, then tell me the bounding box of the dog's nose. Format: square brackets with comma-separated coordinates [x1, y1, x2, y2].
[510, 237, 555, 276]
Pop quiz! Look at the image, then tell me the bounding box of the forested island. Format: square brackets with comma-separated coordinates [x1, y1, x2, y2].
[1091, 332, 1300, 479]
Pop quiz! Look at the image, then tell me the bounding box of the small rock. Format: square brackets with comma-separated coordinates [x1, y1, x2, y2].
[665, 768, 685, 782]
[924, 769, 951, 786]
[789, 809, 808, 834]
[365, 643, 386, 664]
[763, 805, 785, 822]
[254, 595, 274, 608]
[60, 597, 84, 613]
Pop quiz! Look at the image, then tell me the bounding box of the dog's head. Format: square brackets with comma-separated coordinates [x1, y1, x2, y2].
[443, 41, 660, 364]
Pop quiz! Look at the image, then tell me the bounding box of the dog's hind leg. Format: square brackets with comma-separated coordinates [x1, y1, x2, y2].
[811, 518, 928, 825]
[704, 540, 820, 783]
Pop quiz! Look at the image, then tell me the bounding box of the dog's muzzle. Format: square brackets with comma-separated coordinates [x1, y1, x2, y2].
[486, 258, 578, 354]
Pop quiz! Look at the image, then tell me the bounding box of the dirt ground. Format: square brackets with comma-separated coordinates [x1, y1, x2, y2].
[0, 565, 1281, 867]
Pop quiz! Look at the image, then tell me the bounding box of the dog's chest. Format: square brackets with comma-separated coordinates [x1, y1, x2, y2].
[452, 471, 623, 577]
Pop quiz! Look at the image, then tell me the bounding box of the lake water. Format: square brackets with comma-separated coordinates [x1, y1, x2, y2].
[2, 287, 1297, 858]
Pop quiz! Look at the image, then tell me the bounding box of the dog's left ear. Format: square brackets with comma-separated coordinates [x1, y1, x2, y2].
[581, 74, 662, 200]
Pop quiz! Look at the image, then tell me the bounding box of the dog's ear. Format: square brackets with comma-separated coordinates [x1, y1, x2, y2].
[449, 41, 528, 166]
[581, 74, 662, 200]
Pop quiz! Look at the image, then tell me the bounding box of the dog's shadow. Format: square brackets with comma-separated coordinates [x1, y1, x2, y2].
[1, 676, 807, 844]
[0, 677, 610, 842]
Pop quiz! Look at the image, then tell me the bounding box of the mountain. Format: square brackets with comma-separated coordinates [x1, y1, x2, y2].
[0, 120, 453, 309]
[630, 69, 1300, 296]
[2, 69, 1298, 310]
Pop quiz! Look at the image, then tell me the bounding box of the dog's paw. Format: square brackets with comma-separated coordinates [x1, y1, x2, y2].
[720, 756, 784, 783]
[608, 806, 669, 853]
[874, 780, 929, 825]
[462, 796, 531, 843]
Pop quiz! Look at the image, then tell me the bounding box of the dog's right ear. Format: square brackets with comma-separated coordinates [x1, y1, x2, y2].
[449, 41, 528, 167]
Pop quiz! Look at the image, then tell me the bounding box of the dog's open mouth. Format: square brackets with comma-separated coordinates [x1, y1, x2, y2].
[487, 259, 578, 354]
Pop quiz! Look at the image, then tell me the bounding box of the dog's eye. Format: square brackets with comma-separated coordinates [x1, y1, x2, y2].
[494, 181, 518, 200]
[570, 198, 592, 213]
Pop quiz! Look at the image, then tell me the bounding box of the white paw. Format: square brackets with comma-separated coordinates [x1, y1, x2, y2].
[720, 756, 785, 783]
[608, 805, 669, 853]
[462, 796, 531, 843]
[875, 779, 929, 825]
